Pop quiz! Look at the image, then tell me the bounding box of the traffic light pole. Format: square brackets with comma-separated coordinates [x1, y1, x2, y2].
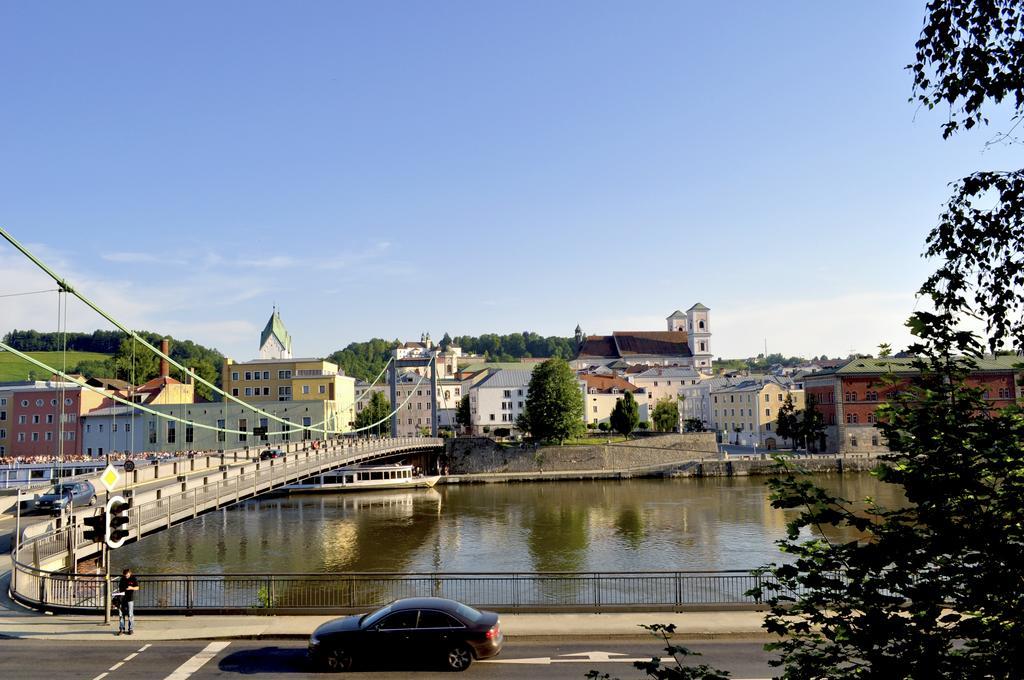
[102, 543, 110, 625]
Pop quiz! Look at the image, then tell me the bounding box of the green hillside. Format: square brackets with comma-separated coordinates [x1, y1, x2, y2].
[0, 351, 112, 382]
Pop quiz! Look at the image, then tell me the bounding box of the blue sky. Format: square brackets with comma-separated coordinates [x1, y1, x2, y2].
[0, 2, 1016, 361]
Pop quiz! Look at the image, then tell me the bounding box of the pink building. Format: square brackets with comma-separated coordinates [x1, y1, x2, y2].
[9, 383, 110, 457]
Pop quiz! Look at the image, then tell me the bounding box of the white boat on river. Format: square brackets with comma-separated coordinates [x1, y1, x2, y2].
[286, 463, 442, 493]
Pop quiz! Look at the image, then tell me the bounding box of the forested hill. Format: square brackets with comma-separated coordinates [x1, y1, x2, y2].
[327, 332, 576, 382]
[2, 329, 224, 399]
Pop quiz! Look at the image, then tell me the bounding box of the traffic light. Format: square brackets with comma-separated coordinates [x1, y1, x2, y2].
[105, 495, 131, 549]
[83, 511, 106, 543]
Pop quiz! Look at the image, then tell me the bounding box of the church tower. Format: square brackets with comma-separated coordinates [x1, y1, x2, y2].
[686, 303, 712, 372]
[259, 308, 293, 360]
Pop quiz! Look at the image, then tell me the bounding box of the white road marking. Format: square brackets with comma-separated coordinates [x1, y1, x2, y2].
[90, 642, 151, 680]
[163, 641, 231, 680]
[485, 652, 771, 679]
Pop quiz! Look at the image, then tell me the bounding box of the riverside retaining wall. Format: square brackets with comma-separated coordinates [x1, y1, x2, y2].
[446, 433, 718, 474]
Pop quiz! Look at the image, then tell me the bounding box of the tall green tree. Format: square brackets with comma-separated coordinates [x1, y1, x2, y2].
[518, 358, 584, 443]
[110, 336, 161, 384]
[651, 397, 679, 433]
[754, 3, 1024, 677]
[353, 390, 391, 436]
[455, 394, 471, 430]
[775, 393, 799, 448]
[799, 394, 826, 453]
[609, 391, 640, 439]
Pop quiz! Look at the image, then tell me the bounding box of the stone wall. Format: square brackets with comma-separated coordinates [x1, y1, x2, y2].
[679, 455, 881, 478]
[446, 433, 717, 474]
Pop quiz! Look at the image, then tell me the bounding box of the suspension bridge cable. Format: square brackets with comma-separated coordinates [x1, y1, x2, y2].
[0, 341, 428, 437]
[0, 226, 338, 434]
[0, 288, 59, 298]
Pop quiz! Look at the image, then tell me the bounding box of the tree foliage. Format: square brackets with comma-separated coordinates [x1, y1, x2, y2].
[586, 624, 729, 680]
[799, 395, 826, 453]
[775, 393, 799, 448]
[610, 391, 640, 439]
[451, 332, 577, 362]
[755, 4, 1024, 677]
[455, 394, 471, 429]
[3, 328, 125, 353]
[353, 390, 390, 436]
[327, 338, 399, 382]
[651, 397, 679, 433]
[518, 358, 584, 443]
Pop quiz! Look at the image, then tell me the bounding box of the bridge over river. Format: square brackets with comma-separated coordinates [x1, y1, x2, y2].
[11, 437, 442, 607]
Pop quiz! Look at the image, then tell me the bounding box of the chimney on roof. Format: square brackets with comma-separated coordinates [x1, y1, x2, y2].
[160, 339, 170, 378]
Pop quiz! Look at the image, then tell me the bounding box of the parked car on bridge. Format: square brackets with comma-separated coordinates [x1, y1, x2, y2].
[259, 449, 283, 460]
[308, 597, 503, 672]
[35, 480, 97, 515]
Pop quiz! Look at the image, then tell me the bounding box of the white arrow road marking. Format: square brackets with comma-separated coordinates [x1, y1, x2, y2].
[163, 641, 231, 680]
[558, 651, 629, 661]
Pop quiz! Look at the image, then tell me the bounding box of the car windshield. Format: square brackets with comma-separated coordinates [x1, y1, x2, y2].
[362, 604, 393, 628]
[43, 485, 69, 496]
[453, 602, 484, 623]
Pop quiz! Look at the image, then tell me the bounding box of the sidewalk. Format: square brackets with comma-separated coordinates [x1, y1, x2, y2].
[0, 553, 769, 641]
[0, 609, 770, 642]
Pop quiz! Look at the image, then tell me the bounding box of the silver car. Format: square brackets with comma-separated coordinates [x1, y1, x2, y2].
[36, 481, 97, 515]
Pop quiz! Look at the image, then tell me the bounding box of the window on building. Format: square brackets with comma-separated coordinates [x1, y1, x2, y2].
[232, 389, 239, 396]
[489, 414, 495, 421]
[32, 415, 39, 424]
[231, 372, 239, 381]
[244, 388, 253, 396]
[0, 410, 5, 421]
[18, 415, 26, 424]
[185, 424, 194, 443]
[112, 423, 118, 432]
[851, 436, 858, 447]
[46, 414, 53, 424]
[17, 433, 24, 442]
[45, 432, 52, 441]
[319, 385, 326, 394]
[148, 421, 157, 444]
[238, 418, 248, 442]
[302, 385, 310, 394]
[245, 372, 252, 381]
[765, 408, 770, 417]
[278, 370, 292, 379]
[263, 371, 270, 379]
[302, 417, 312, 441]
[167, 422, 176, 444]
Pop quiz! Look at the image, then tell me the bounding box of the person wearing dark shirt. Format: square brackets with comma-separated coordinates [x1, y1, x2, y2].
[116, 567, 139, 635]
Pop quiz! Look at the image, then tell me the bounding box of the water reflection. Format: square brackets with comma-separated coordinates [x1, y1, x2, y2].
[114, 475, 900, 575]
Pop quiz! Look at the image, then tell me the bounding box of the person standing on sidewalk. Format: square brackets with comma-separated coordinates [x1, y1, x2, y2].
[116, 567, 139, 635]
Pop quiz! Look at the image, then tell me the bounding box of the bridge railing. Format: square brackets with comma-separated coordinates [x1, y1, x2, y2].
[10, 437, 443, 603]
[9, 566, 773, 613]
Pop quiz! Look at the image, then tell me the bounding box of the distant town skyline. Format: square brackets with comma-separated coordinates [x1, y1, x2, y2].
[1, 2, 1016, 361]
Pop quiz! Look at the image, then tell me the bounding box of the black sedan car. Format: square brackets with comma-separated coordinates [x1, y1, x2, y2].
[308, 597, 503, 672]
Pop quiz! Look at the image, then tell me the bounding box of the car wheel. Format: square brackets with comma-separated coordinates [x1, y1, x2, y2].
[88, 495, 97, 506]
[445, 645, 473, 672]
[322, 648, 353, 673]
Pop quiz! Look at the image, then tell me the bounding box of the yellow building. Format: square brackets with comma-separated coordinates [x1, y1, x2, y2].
[710, 378, 805, 448]
[220, 311, 356, 432]
[580, 374, 649, 426]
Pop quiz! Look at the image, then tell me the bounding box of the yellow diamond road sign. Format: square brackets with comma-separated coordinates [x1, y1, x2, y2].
[99, 464, 120, 493]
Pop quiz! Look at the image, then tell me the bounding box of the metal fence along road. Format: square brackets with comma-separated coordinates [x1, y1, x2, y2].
[11, 563, 769, 614]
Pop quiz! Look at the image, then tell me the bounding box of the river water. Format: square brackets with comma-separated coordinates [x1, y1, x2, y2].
[113, 474, 899, 575]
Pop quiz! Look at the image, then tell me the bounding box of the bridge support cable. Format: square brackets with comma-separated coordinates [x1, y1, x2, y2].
[2, 226, 341, 435]
[0, 226, 408, 438]
[0, 341, 427, 438]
